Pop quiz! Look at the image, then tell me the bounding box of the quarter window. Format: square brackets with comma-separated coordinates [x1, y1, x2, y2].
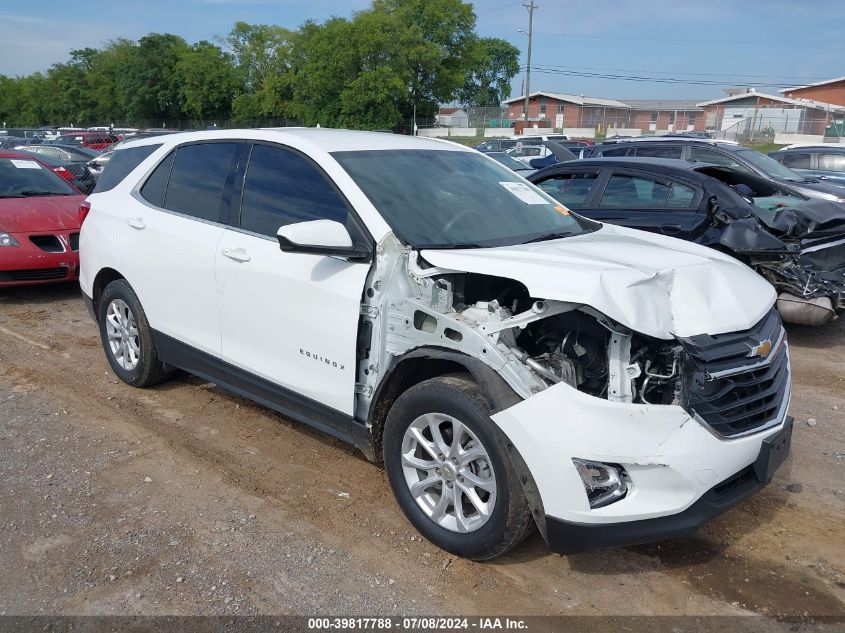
[536, 172, 600, 209]
[140, 151, 175, 208]
[239, 144, 349, 237]
[161, 142, 240, 222]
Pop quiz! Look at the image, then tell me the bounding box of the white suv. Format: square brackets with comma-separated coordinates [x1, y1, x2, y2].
[80, 129, 793, 559]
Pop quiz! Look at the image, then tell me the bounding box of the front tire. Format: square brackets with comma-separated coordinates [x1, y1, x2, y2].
[97, 279, 170, 388]
[383, 374, 533, 560]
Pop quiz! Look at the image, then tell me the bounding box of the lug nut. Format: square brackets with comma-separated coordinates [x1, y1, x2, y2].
[435, 468, 441, 475]
[452, 458, 459, 465]
[446, 481, 453, 488]
[437, 454, 445, 461]
[458, 476, 464, 483]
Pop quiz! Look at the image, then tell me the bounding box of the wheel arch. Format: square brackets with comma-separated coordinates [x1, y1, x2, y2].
[91, 267, 128, 319]
[368, 347, 548, 541]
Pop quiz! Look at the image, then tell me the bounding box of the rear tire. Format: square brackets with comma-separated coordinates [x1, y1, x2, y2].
[97, 279, 170, 388]
[383, 374, 533, 560]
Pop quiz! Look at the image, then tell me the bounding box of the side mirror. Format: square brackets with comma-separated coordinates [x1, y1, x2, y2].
[276, 220, 370, 261]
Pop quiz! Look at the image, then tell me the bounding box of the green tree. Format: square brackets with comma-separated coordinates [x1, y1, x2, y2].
[118, 33, 190, 122]
[458, 37, 520, 107]
[176, 41, 239, 120]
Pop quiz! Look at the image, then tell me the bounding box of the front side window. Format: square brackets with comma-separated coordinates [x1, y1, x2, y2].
[536, 172, 601, 209]
[333, 149, 595, 249]
[780, 153, 811, 169]
[161, 142, 240, 222]
[239, 144, 349, 237]
[599, 146, 631, 157]
[600, 174, 673, 208]
[689, 147, 746, 170]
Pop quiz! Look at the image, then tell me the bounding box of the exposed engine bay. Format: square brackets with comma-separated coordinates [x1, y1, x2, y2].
[354, 238, 686, 423]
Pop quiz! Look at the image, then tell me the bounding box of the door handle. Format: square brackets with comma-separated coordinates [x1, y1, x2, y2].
[222, 247, 251, 263]
[660, 225, 683, 235]
[126, 217, 145, 230]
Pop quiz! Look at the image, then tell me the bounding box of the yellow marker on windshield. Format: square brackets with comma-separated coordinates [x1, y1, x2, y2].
[554, 204, 571, 216]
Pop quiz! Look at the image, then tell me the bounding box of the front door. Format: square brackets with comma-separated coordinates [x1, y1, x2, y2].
[216, 142, 371, 415]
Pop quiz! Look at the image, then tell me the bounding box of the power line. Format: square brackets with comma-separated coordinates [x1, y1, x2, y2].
[525, 66, 802, 88]
[526, 63, 831, 83]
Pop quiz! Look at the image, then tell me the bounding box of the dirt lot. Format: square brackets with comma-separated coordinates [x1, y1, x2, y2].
[0, 283, 843, 622]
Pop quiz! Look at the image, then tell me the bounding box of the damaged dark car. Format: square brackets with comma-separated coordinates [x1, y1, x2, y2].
[528, 157, 845, 326]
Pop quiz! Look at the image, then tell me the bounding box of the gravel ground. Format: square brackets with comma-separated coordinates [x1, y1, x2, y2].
[0, 283, 843, 623]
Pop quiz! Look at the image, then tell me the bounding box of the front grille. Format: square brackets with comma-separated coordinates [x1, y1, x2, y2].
[680, 309, 790, 438]
[69, 232, 80, 251]
[29, 235, 64, 253]
[0, 267, 69, 282]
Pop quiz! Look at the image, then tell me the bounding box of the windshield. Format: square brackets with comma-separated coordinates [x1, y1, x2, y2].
[333, 149, 595, 248]
[736, 149, 804, 182]
[489, 153, 532, 170]
[0, 157, 78, 197]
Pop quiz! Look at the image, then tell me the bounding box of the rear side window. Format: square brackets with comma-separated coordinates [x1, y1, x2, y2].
[689, 147, 748, 172]
[632, 145, 683, 159]
[819, 154, 845, 172]
[780, 153, 811, 169]
[161, 142, 240, 222]
[93, 144, 161, 193]
[599, 147, 631, 157]
[238, 144, 349, 237]
[536, 172, 600, 209]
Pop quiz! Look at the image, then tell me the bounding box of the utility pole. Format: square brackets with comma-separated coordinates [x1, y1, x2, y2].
[522, 0, 537, 128]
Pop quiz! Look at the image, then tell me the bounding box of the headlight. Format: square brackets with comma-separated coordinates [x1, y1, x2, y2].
[0, 232, 20, 247]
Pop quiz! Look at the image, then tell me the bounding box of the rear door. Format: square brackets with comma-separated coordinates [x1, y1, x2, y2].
[215, 142, 371, 415]
[586, 169, 707, 240]
[119, 140, 244, 355]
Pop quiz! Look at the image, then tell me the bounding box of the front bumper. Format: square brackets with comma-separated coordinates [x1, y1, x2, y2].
[490, 378, 792, 553]
[545, 417, 792, 554]
[0, 230, 80, 286]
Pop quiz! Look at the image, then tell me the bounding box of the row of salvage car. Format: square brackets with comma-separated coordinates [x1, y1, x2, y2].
[480, 136, 845, 326]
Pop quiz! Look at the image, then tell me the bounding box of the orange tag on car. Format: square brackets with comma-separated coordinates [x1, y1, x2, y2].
[554, 204, 571, 216]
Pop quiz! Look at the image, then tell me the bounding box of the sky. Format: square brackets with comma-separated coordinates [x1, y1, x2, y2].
[1, 0, 844, 102]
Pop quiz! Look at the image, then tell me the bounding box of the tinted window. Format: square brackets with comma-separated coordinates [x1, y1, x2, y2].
[780, 153, 811, 169]
[536, 172, 600, 208]
[162, 143, 240, 222]
[689, 147, 746, 170]
[668, 183, 697, 208]
[240, 144, 349, 237]
[140, 151, 175, 207]
[819, 154, 845, 172]
[600, 147, 631, 157]
[93, 144, 161, 193]
[633, 145, 683, 159]
[600, 174, 672, 208]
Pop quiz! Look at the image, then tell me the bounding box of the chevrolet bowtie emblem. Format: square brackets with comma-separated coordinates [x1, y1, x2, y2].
[748, 339, 773, 359]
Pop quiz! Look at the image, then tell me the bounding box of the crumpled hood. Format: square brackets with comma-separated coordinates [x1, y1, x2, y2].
[0, 195, 84, 233]
[752, 199, 845, 240]
[422, 224, 776, 339]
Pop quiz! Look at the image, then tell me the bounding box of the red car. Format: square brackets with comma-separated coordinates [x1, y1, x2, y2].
[0, 151, 85, 286]
[53, 131, 118, 151]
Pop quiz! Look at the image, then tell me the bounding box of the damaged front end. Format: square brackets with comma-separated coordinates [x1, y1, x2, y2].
[717, 200, 845, 325]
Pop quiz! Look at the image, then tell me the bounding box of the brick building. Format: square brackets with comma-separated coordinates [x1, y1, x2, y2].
[781, 76, 845, 108]
[697, 89, 845, 136]
[501, 91, 705, 132]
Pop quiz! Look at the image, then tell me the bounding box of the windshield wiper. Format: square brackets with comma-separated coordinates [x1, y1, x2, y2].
[522, 231, 575, 244]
